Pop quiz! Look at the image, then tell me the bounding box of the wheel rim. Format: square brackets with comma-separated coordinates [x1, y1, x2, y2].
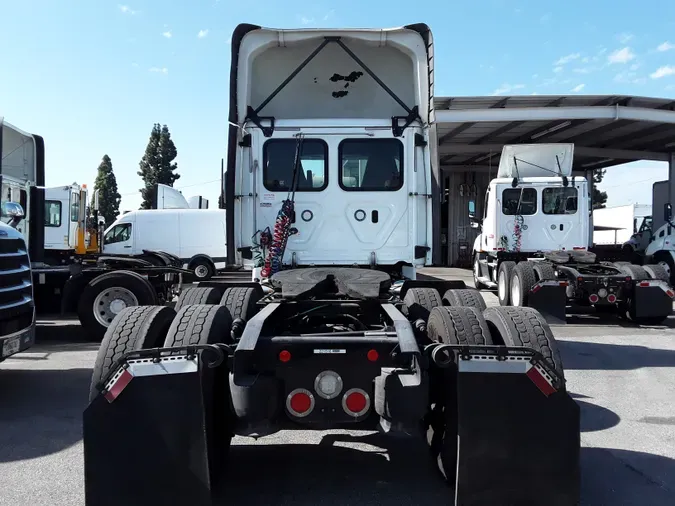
[658, 261, 671, 276]
[93, 287, 139, 327]
[511, 275, 521, 306]
[498, 270, 507, 300]
[195, 264, 210, 278]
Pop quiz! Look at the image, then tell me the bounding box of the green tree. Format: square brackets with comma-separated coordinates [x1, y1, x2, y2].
[138, 123, 180, 209]
[592, 168, 608, 210]
[93, 154, 122, 225]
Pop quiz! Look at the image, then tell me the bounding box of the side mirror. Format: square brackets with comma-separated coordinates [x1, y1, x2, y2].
[1, 201, 25, 219]
[665, 203, 672, 222]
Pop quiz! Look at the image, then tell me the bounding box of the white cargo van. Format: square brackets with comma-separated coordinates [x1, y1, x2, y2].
[102, 208, 227, 279]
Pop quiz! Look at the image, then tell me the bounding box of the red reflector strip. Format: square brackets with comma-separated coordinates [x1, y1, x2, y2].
[639, 281, 651, 287]
[104, 369, 133, 403]
[526, 366, 557, 397]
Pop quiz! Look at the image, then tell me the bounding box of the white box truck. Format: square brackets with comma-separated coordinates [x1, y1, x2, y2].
[102, 208, 227, 280]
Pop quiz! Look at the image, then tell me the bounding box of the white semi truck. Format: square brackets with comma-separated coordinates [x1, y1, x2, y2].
[471, 143, 673, 324]
[83, 23, 580, 506]
[1, 121, 191, 342]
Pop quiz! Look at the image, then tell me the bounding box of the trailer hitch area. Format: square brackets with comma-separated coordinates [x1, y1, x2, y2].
[83, 343, 234, 506]
[451, 345, 580, 506]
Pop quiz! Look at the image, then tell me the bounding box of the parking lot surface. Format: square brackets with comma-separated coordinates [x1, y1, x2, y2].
[1, 278, 674, 505]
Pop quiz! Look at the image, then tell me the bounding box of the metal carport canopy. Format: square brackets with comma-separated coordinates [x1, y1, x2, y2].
[430, 94, 675, 265]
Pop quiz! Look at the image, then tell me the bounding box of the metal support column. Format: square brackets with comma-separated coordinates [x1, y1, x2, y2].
[669, 152, 675, 211]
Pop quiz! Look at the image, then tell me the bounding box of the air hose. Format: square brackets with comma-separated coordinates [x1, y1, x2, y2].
[261, 135, 304, 278]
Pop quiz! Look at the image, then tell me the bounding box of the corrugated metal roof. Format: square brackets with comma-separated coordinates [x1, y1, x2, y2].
[434, 94, 675, 171]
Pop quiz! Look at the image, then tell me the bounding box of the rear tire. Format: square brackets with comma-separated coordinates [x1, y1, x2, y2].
[615, 263, 649, 281]
[497, 261, 516, 306]
[88, 305, 176, 402]
[220, 287, 262, 321]
[642, 264, 670, 282]
[402, 287, 442, 322]
[483, 306, 565, 383]
[190, 257, 215, 281]
[175, 287, 221, 312]
[510, 261, 536, 307]
[442, 288, 487, 311]
[78, 271, 159, 342]
[425, 307, 494, 484]
[163, 304, 234, 347]
[473, 253, 487, 290]
[533, 262, 556, 281]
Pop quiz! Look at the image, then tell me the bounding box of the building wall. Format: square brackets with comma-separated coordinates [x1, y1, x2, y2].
[441, 169, 493, 267]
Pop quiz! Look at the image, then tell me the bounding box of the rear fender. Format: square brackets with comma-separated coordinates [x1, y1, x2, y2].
[83, 344, 232, 506]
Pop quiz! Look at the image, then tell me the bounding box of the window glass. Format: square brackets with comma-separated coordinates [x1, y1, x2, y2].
[639, 217, 652, 233]
[543, 187, 578, 215]
[104, 224, 132, 244]
[70, 192, 80, 222]
[502, 188, 537, 215]
[262, 140, 327, 192]
[45, 201, 62, 227]
[339, 139, 403, 191]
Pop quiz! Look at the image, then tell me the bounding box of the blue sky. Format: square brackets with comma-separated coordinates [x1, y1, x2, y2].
[1, 0, 675, 213]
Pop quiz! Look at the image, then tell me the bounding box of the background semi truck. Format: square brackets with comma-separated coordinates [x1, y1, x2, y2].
[471, 143, 673, 324]
[1, 119, 190, 341]
[83, 23, 581, 506]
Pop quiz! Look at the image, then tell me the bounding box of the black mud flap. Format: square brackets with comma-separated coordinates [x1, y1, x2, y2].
[83, 347, 229, 506]
[527, 280, 568, 325]
[631, 281, 674, 319]
[455, 354, 580, 506]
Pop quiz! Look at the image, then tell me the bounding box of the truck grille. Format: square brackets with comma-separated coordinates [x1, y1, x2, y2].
[0, 238, 34, 335]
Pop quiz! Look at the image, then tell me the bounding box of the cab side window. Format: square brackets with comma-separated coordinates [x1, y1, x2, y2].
[70, 192, 80, 222]
[104, 224, 131, 244]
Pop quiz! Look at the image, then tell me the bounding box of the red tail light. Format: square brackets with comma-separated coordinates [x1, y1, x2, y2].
[589, 294, 599, 303]
[279, 350, 292, 362]
[607, 294, 617, 303]
[367, 349, 379, 362]
[342, 388, 370, 418]
[286, 388, 314, 418]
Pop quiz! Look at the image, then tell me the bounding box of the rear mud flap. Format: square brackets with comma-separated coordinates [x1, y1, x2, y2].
[455, 357, 580, 506]
[83, 349, 230, 506]
[527, 280, 567, 325]
[632, 282, 674, 319]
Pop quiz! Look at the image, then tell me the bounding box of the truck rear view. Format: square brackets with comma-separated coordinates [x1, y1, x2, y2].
[82, 24, 580, 506]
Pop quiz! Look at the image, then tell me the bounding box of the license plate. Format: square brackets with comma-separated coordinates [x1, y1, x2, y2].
[2, 336, 21, 357]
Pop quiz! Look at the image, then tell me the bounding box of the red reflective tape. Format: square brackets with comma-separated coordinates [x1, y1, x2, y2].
[104, 369, 133, 403]
[526, 367, 556, 397]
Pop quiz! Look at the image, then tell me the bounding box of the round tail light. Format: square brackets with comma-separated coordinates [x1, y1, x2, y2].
[342, 388, 370, 418]
[286, 388, 314, 418]
[607, 294, 617, 303]
[589, 294, 599, 303]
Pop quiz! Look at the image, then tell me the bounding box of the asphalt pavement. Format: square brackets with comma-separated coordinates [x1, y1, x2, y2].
[1, 273, 674, 505]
